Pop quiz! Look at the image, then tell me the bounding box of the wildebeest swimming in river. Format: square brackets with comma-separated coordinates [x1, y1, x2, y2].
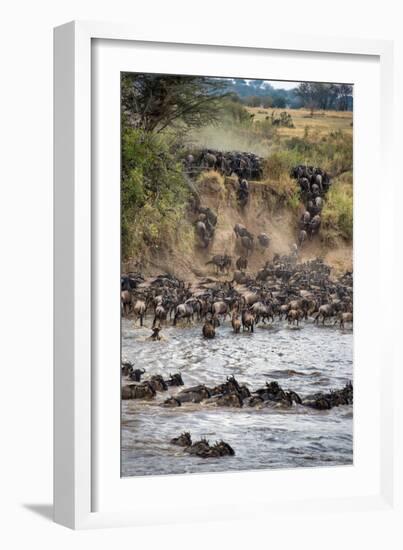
[121, 381, 156, 400]
[129, 368, 146, 382]
[302, 382, 353, 410]
[180, 437, 235, 458]
[177, 385, 212, 404]
[149, 325, 162, 340]
[121, 361, 134, 377]
[170, 432, 192, 447]
[166, 373, 184, 386]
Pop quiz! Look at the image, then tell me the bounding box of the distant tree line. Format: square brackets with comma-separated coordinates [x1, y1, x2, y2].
[222, 79, 353, 111]
[294, 82, 353, 112]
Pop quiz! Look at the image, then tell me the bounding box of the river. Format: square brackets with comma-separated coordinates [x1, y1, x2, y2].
[121, 318, 353, 477]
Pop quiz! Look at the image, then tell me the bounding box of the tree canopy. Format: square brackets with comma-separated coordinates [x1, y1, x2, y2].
[121, 74, 229, 133]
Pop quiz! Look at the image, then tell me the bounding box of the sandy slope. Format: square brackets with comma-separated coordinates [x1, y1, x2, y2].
[124, 175, 352, 280]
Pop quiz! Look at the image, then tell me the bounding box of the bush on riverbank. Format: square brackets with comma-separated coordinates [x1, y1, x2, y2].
[321, 172, 353, 244]
[121, 127, 191, 260]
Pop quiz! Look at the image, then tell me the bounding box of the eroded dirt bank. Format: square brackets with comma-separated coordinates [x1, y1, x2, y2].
[122, 175, 352, 280]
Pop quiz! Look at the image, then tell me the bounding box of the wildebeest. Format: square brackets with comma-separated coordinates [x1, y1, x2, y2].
[150, 326, 162, 340]
[241, 309, 255, 332]
[173, 302, 195, 326]
[170, 432, 192, 447]
[153, 304, 167, 327]
[232, 270, 248, 284]
[235, 256, 248, 270]
[177, 385, 211, 403]
[208, 391, 243, 408]
[149, 374, 168, 392]
[250, 301, 274, 324]
[206, 254, 232, 273]
[133, 297, 147, 326]
[315, 196, 323, 209]
[298, 229, 307, 248]
[231, 311, 241, 333]
[166, 373, 184, 386]
[300, 210, 311, 228]
[335, 311, 353, 329]
[161, 397, 182, 408]
[303, 382, 353, 410]
[121, 381, 156, 400]
[313, 303, 335, 324]
[257, 233, 270, 250]
[241, 291, 260, 307]
[129, 368, 146, 382]
[195, 220, 209, 248]
[309, 214, 321, 238]
[121, 290, 132, 316]
[240, 235, 254, 255]
[121, 361, 134, 377]
[211, 300, 229, 319]
[234, 223, 253, 240]
[287, 308, 303, 325]
[202, 319, 216, 339]
[184, 438, 211, 456]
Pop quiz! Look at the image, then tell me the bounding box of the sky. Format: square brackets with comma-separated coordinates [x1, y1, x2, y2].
[267, 81, 299, 90]
[242, 78, 299, 90]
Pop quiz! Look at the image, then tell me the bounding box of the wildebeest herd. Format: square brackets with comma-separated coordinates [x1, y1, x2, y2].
[291, 164, 332, 246]
[192, 158, 331, 253]
[122, 360, 353, 458]
[121, 251, 353, 335]
[121, 256, 353, 464]
[122, 363, 353, 414]
[194, 205, 218, 248]
[122, 156, 352, 466]
[184, 149, 264, 180]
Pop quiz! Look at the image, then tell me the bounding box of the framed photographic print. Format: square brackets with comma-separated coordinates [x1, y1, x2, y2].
[54, 21, 396, 529]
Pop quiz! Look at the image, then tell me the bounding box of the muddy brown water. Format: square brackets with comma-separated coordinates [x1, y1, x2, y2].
[121, 317, 353, 477]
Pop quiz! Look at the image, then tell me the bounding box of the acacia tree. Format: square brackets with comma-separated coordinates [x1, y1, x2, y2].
[121, 73, 229, 133]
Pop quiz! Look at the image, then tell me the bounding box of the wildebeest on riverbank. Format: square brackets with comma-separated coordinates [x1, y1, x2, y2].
[121, 255, 353, 338]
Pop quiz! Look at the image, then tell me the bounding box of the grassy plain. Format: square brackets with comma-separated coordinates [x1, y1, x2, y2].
[247, 107, 353, 138]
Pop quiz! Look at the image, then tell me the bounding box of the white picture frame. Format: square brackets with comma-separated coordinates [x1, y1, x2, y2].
[54, 20, 396, 530]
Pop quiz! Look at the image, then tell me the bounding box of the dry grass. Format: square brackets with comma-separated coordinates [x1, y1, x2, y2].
[197, 170, 227, 199]
[247, 107, 353, 138]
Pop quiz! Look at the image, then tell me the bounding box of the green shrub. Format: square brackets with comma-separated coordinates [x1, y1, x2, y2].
[121, 127, 190, 259]
[321, 173, 353, 243]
